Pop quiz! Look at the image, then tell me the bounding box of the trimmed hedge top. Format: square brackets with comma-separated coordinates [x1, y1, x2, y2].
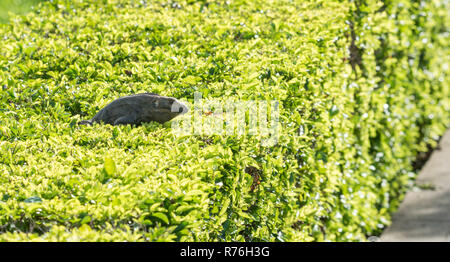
[0, 0, 448, 241]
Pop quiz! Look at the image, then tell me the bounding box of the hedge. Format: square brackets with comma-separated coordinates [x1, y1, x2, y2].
[0, 0, 43, 23]
[0, 0, 448, 241]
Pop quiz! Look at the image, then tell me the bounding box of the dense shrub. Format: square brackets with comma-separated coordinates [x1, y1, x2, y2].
[0, 0, 44, 23]
[0, 0, 448, 241]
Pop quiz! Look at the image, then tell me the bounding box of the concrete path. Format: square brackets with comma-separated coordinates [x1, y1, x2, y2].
[381, 129, 450, 242]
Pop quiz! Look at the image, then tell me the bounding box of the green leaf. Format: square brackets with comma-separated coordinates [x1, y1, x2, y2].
[218, 198, 230, 217]
[184, 75, 201, 85]
[80, 215, 92, 225]
[104, 157, 116, 176]
[150, 212, 170, 225]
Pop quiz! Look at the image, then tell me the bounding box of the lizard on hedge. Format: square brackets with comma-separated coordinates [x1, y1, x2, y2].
[79, 93, 189, 126]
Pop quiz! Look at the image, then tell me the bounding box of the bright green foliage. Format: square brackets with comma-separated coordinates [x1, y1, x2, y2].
[0, 0, 448, 241]
[0, 0, 44, 23]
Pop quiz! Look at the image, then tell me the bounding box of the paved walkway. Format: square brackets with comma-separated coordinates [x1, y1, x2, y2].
[381, 129, 450, 242]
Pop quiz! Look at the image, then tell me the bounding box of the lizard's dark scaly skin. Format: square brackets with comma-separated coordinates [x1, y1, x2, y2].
[79, 93, 189, 126]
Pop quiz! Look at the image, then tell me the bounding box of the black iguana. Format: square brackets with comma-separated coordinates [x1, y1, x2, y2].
[79, 93, 189, 126]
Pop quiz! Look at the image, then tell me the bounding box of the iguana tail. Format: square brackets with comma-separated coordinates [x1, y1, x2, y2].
[78, 119, 93, 126]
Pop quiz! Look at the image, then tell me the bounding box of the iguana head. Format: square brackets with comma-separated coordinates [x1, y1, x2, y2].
[143, 94, 189, 123]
